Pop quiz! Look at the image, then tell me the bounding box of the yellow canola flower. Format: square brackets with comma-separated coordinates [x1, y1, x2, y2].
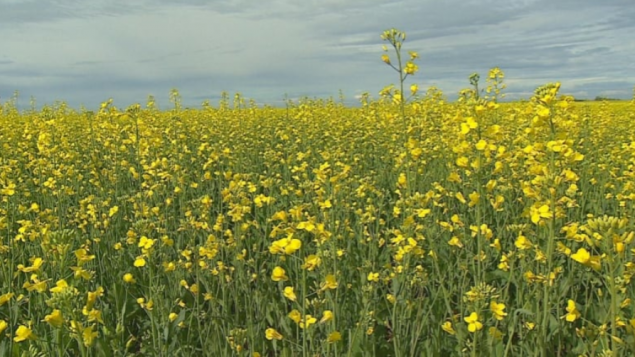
[134, 257, 146, 267]
[189, 284, 199, 294]
[288, 309, 302, 324]
[271, 211, 288, 222]
[320, 310, 334, 323]
[0, 320, 7, 335]
[490, 301, 507, 320]
[265, 328, 283, 340]
[490, 238, 501, 251]
[302, 254, 321, 271]
[392, 93, 402, 105]
[82, 325, 98, 347]
[123, 273, 136, 284]
[530, 204, 552, 224]
[14, 325, 36, 342]
[319, 199, 332, 209]
[23, 276, 48, 293]
[515, 234, 533, 250]
[0, 292, 14, 306]
[570, 248, 590, 265]
[85, 309, 103, 324]
[299, 315, 317, 329]
[50, 279, 69, 294]
[75, 249, 95, 265]
[475, 140, 488, 151]
[386, 294, 396, 304]
[136, 298, 154, 311]
[17, 257, 44, 273]
[84, 288, 102, 305]
[164, 262, 176, 272]
[448, 236, 463, 248]
[468, 192, 480, 207]
[72, 267, 92, 280]
[283, 286, 296, 302]
[464, 117, 478, 133]
[0, 183, 16, 196]
[269, 235, 302, 255]
[441, 321, 456, 335]
[108, 206, 119, 217]
[296, 221, 315, 232]
[498, 255, 510, 271]
[464, 312, 483, 332]
[404, 62, 418, 75]
[536, 105, 550, 119]
[563, 300, 580, 322]
[397, 173, 407, 187]
[138, 236, 155, 250]
[327, 331, 342, 343]
[321, 274, 338, 290]
[271, 266, 288, 282]
[44, 309, 65, 328]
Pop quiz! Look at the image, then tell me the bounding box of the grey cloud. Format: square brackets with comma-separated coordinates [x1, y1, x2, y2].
[0, 0, 150, 26]
[135, 47, 244, 65]
[72, 60, 125, 66]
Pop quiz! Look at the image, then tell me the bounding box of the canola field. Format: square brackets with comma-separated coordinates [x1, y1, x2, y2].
[1, 86, 635, 357]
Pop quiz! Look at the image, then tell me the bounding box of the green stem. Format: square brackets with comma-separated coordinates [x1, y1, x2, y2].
[608, 253, 617, 353]
[302, 261, 307, 357]
[540, 109, 557, 356]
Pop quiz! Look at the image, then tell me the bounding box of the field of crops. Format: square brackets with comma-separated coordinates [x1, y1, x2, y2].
[2, 28, 635, 356]
[1, 84, 635, 357]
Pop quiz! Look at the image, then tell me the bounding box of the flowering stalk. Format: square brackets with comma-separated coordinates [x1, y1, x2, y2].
[380, 28, 420, 121]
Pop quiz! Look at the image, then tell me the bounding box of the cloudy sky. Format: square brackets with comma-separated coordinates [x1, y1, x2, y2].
[1, 0, 633, 109]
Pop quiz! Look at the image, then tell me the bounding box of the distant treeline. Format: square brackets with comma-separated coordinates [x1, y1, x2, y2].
[573, 96, 628, 102]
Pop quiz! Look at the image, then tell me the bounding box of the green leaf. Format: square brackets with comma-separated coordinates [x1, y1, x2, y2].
[513, 308, 535, 317]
